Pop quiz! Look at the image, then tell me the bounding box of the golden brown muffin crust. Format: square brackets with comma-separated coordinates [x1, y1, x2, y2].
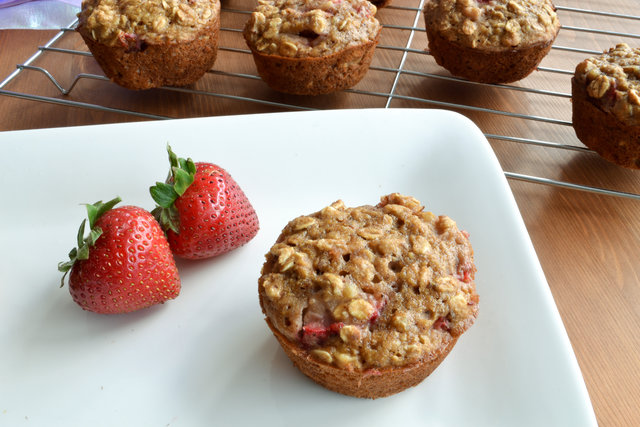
[243, 0, 380, 57]
[424, 0, 559, 51]
[574, 43, 640, 127]
[572, 77, 640, 169]
[246, 38, 378, 95]
[259, 194, 479, 372]
[265, 317, 459, 398]
[78, 0, 219, 46]
[77, 0, 220, 90]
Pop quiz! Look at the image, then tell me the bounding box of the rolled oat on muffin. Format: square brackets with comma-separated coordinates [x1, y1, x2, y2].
[77, 0, 221, 90]
[572, 43, 640, 169]
[423, 0, 560, 84]
[258, 194, 479, 398]
[243, 0, 381, 95]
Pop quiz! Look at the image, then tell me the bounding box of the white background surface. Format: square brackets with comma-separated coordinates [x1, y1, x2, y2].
[0, 109, 596, 426]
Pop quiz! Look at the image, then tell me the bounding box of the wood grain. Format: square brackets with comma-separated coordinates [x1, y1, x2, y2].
[1, 1, 640, 425]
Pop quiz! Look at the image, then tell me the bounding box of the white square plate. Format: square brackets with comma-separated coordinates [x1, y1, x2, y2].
[0, 109, 595, 426]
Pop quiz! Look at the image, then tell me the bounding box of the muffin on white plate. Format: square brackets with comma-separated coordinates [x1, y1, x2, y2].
[258, 194, 479, 398]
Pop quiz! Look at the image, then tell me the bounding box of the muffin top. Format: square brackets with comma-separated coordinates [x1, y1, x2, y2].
[78, 0, 219, 46]
[243, 0, 380, 57]
[424, 0, 560, 50]
[574, 43, 640, 126]
[258, 194, 479, 372]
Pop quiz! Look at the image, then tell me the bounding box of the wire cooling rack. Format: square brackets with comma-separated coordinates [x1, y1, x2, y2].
[1, 0, 640, 200]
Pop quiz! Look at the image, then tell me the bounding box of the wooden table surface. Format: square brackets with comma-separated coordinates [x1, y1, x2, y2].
[1, 0, 639, 425]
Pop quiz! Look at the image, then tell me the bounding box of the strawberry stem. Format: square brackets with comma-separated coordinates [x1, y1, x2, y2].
[58, 197, 121, 287]
[150, 144, 196, 234]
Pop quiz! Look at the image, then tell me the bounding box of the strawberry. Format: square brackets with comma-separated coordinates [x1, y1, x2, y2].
[58, 197, 181, 314]
[150, 145, 259, 260]
[434, 316, 450, 331]
[301, 322, 344, 346]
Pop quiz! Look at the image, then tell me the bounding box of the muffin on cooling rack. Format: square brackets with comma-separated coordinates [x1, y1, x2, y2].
[77, 0, 220, 90]
[243, 0, 381, 95]
[423, 0, 560, 84]
[572, 43, 640, 169]
[258, 194, 479, 398]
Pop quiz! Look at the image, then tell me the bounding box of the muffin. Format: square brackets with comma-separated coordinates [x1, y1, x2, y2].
[572, 43, 640, 169]
[258, 194, 479, 398]
[423, 0, 560, 84]
[77, 0, 221, 90]
[243, 0, 381, 95]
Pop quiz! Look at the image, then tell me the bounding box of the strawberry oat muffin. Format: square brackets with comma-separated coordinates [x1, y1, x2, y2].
[423, 0, 560, 84]
[572, 43, 640, 169]
[243, 0, 381, 95]
[258, 194, 479, 398]
[77, 0, 221, 90]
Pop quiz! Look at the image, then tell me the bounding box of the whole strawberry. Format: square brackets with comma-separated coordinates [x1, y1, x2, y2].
[150, 145, 260, 260]
[58, 197, 181, 314]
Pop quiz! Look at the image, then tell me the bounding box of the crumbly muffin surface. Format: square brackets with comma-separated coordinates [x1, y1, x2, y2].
[78, 0, 219, 46]
[244, 0, 380, 57]
[424, 0, 559, 50]
[574, 43, 640, 126]
[259, 194, 478, 371]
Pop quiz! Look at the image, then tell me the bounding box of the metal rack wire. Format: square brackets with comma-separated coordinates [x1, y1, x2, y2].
[1, 1, 640, 200]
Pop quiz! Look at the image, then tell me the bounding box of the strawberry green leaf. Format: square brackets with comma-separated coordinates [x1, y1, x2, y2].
[86, 197, 120, 229]
[150, 144, 197, 234]
[168, 143, 180, 169]
[185, 157, 197, 175]
[76, 227, 103, 261]
[76, 219, 86, 248]
[58, 259, 74, 274]
[152, 206, 180, 234]
[76, 239, 90, 261]
[150, 182, 178, 209]
[58, 197, 120, 287]
[86, 205, 98, 229]
[87, 227, 103, 247]
[172, 166, 194, 196]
